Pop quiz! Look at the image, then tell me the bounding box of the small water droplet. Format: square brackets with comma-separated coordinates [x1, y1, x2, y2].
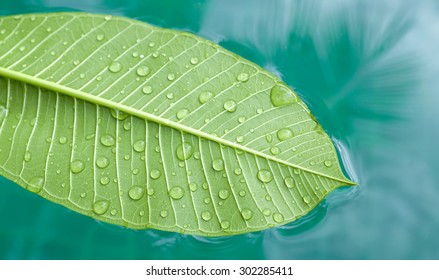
[224, 100, 237, 112]
[212, 158, 224, 171]
[239, 190, 246, 197]
[167, 73, 175, 81]
[189, 182, 198, 192]
[142, 85, 153, 94]
[303, 195, 311, 204]
[237, 72, 249, 82]
[139, 210, 145, 216]
[277, 128, 293, 141]
[199, 91, 213, 104]
[28, 177, 44, 193]
[128, 186, 145, 200]
[201, 211, 212, 221]
[59, 136, 67, 144]
[219, 189, 230, 200]
[241, 209, 253, 220]
[100, 135, 115, 146]
[108, 61, 122, 73]
[147, 187, 155, 196]
[24, 151, 32, 162]
[150, 169, 161, 179]
[293, 168, 301, 174]
[93, 200, 109, 215]
[19, 46, 26, 51]
[221, 220, 230, 229]
[262, 209, 271, 216]
[273, 213, 284, 223]
[80, 192, 87, 198]
[133, 140, 145, 152]
[104, 15, 112, 21]
[270, 146, 280, 155]
[238, 116, 246, 123]
[123, 121, 131, 130]
[136, 65, 150, 77]
[100, 176, 110, 185]
[236, 136, 244, 143]
[284, 177, 295, 189]
[152, 51, 159, 58]
[169, 186, 184, 200]
[324, 160, 332, 167]
[257, 169, 273, 183]
[110, 209, 117, 216]
[160, 210, 168, 218]
[96, 34, 105, 41]
[71, 160, 85, 174]
[176, 142, 193, 160]
[96, 157, 109, 168]
[309, 160, 315, 166]
[270, 84, 297, 107]
[234, 168, 242, 175]
[265, 195, 272, 201]
[204, 197, 211, 204]
[266, 134, 272, 143]
[176, 108, 190, 120]
[166, 92, 174, 99]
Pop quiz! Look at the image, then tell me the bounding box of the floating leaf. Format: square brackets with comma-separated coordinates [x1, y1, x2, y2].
[0, 13, 355, 236]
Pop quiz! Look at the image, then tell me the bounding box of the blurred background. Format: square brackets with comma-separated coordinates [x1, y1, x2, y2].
[0, 0, 438, 259]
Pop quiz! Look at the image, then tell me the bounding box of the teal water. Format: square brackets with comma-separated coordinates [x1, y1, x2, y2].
[1, 0, 438, 259]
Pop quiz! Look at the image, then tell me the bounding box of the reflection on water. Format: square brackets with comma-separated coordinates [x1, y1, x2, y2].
[1, 0, 439, 259]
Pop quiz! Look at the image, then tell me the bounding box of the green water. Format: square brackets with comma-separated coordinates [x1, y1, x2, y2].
[1, 0, 438, 259]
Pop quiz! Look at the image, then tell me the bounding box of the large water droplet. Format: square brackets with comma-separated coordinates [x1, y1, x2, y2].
[212, 158, 224, 171]
[273, 213, 284, 223]
[128, 186, 145, 200]
[71, 160, 85, 174]
[237, 73, 249, 82]
[108, 61, 122, 73]
[133, 140, 145, 152]
[136, 65, 150, 77]
[284, 177, 295, 189]
[28, 177, 44, 193]
[150, 169, 161, 179]
[219, 189, 230, 200]
[169, 186, 184, 200]
[93, 200, 109, 215]
[199, 91, 213, 104]
[224, 100, 237, 112]
[176, 109, 190, 120]
[257, 169, 273, 183]
[96, 156, 109, 168]
[176, 142, 193, 160]
[277, 128, 293, 141]
[241, 209, 253, 220]
[201, 211, 212, 221]
[270, 84, 297, 107]
[100, 135, 115, 147]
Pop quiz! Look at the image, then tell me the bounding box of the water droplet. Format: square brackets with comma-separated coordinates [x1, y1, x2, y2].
[167, 73, 175, 81]
[284, 177, 295, 189]
[201, 211, 212, 221]
[176, 142, 193, 160]
[262, 209, 271, 216]
[110, 209, 117, 216]
[257, 169, 273, 183]
[166, 92, 174, 99]
[96, 157, 109, 168]
[80, 192, 87, 198]
[265, 195, 272, 201]
[100, 135, 115, 146]
[79, 73, 85, 79]
[237, 73, 249, 82]
[139, 210, 145, 216]
[96, 34, 104, 41]
[238, 116, 246, 123]
[73, 60, 80, 66]
[93, 200, 109, 215]
[136, 65, 150, 77]
[142, 85, 152, 94]
[239, 190, 246, 197]
[71, 160, 85, 174]
[273, 213, 284, 223]
[108, 61, 122, 73]
[152, 51, 159, 58]
[147, 187, 155, 196]
[28, 177, 44, 193]
[150, 169, 161, 179]
[100, 176, 110, 185]
[219, 189, 230, 200]
[303, 195, 311, 204]
[124, 154, 131, 160]
[19, 46, 26, 51]
[204, 197, 211, 204]
[104, 15, 112, 21]
[266, 134, 272, 143]
[236, 136, 244, 143]
[59, 136, 67, 144]
[270, 146, 280, 155]
[270, 84, 297, 107]
[324, 160, 332, 167]
[234, 168, 242, 175]
[212, 158, 224, 171]
[309, 161, 315, 166]
[293, 168, 301, 175]
[277, 128, 293, 141]
[133, 140, 145, 152]
[24, 151, 32, 162]
[221, 221, 230, 229]
[128, 186, 145, 201]
[123, 121, 131, 130]
[241, 209, 253, 220]
[190, 57, 199, 64]
[169, 187, 184, 200]
[224, 100, 237, 112]
[176, 109, 190, 120]
[199, 91, 213, 104]
[160, 210, 168, 218]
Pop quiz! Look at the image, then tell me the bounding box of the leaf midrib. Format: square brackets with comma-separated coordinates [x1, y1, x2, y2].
[0, 66, 355, 185]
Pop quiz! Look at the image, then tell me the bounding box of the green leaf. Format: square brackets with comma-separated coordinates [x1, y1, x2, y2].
[0, 12, 355, 236]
